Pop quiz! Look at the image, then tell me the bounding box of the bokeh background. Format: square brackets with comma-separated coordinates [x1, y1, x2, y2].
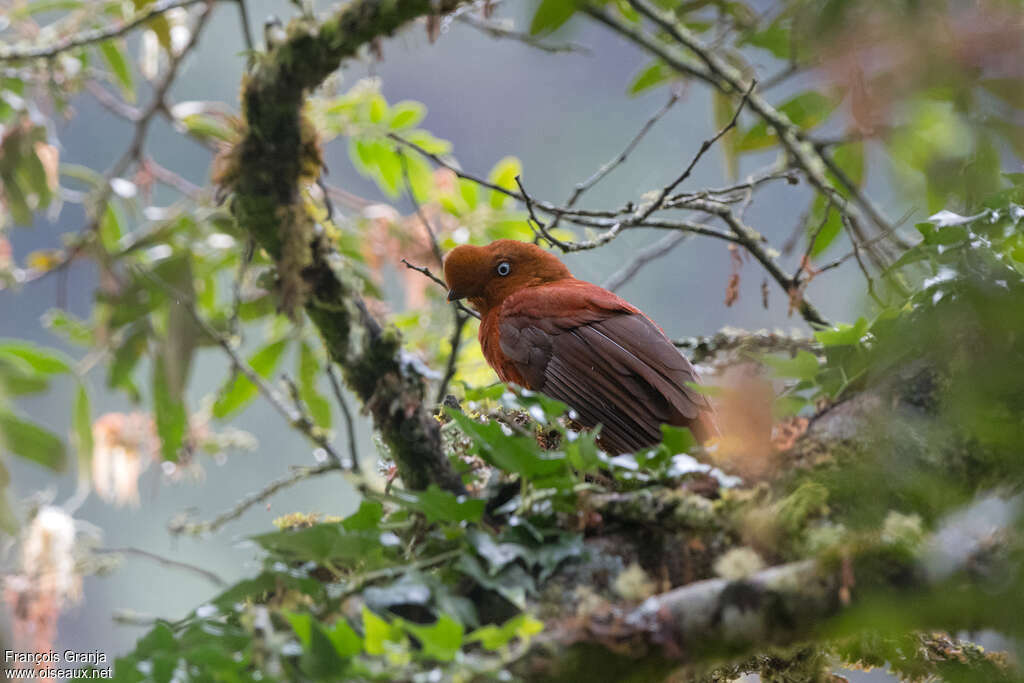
[1, 0, 949, 678]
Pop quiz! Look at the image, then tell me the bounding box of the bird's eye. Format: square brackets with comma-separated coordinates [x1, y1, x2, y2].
[496, 262, 511, 277]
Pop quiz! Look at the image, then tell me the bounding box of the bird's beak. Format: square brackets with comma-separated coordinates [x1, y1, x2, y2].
[446, 289, 465, 302]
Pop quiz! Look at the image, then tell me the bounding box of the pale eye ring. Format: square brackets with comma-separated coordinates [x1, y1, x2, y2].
[496, 262, 511, 276]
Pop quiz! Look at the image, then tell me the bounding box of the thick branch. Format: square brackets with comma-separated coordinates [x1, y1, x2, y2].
[225, 0, 467, 493]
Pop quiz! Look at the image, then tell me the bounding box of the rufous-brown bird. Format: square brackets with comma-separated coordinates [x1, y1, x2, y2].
[444, 239, 717, 454]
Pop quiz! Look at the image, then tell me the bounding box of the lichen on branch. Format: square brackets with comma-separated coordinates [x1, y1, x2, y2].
[217, 0, 467, 493]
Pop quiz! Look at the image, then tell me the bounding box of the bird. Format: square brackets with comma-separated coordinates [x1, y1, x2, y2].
[443, 239, 717, 454]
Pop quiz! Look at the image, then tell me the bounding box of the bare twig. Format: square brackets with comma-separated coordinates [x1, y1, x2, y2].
[400, 258, 480, 320]
[397, 148, 444, 265]
[133, 264, 350, 468]
[95, 546, 225, 586]
[602, 230, 690, 292]
[0, 0, 210, 62]
[168, 462, 342, 535]
[455, 13, 590, 54]
[636, 79, 755, 222]
[436, 309, 470, 404]
[568, 92, 679, 207]
[674, 328, 820, 363]
[326, 364, 361, 473]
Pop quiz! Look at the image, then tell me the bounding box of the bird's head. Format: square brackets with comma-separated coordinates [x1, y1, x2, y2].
[444, 240, 572, 311]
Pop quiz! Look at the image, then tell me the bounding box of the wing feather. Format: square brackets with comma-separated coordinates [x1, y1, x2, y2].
[496, 284, 715, 452]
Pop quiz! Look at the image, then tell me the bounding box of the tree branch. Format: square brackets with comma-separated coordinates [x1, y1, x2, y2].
[222, 0, 468, 493]
[0, 0, 210, 62]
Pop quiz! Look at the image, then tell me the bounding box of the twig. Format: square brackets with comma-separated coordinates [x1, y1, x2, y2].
[674, 328, 820, 364]
[596, 0, 897, 270]
[235, 0, 255, 56]
[795, 197, 835, 284]
[455, 14, 590, 54]
[94, 546, 225, 586]
[282, 373, 343, 469]
[133, 264, 350, 468]
[0, 0, 210, 62]
[400, 258, 480, 320]
[637, 79, 755, 222]
[602, 230, 690, 292]
[169, 462, 342, 535]
[436, 309, 470, 404]
[397, 148, 444, 265]
[843, 215, 884, 307]
[326, 364, 361, 473]
[568, 92, 679, 207]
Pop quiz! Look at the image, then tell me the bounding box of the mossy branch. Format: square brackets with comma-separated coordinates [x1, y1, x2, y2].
[221, 0, 466, 493]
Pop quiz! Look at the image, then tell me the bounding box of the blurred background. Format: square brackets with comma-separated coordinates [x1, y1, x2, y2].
[2, 0, 1020, 678]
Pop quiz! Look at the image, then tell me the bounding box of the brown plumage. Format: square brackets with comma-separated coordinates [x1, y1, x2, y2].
[444, 239, 717, 453]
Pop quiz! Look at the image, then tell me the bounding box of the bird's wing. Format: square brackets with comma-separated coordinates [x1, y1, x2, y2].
[497, 282, 713, 453]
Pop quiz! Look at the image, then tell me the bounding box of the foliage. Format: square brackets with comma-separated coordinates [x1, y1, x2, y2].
[1, 0, 1024, 681]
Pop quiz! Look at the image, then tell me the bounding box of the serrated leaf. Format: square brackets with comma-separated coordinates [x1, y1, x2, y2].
[212, 339, 288, 418]
[0, 409, 66, 471]
[814, 318, 868, 347]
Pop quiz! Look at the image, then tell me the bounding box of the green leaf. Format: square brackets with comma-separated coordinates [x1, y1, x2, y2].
[99, 40, 134, 102]
[808, 194, 842, 257]
[660, 424, 696, 454]
[253, 524, 385, 564]
[389, 101, 426, 130]
[530, 0, 577, 34]
[743, 16, 791, 59]
[0, 340, 72, 374]
[454, 554, 532, 609]
[814, 317, 869, 347]
[738, 92, 836, 152]
[325, 619, 362, 658]
[72, 384, 93, 485]
[468, 613, 544, 651]
[448, 411, 568, 481]
[396, 484, 486, 524]
[212, 339, 288, 418]
[362, 606, 404, 656]
[487, 157, 522, 209]
[153, 357, 186, 461]
[298, 342, 331, 429]
[342, 500, 385, 531]
[761, 350, 820, 381]
[0, 409, 66, 471]
[628, 61, 671, 96]
[0, 354, 50, 396]
[405, 614, 463, 662]
[285, 611, 314, 648]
